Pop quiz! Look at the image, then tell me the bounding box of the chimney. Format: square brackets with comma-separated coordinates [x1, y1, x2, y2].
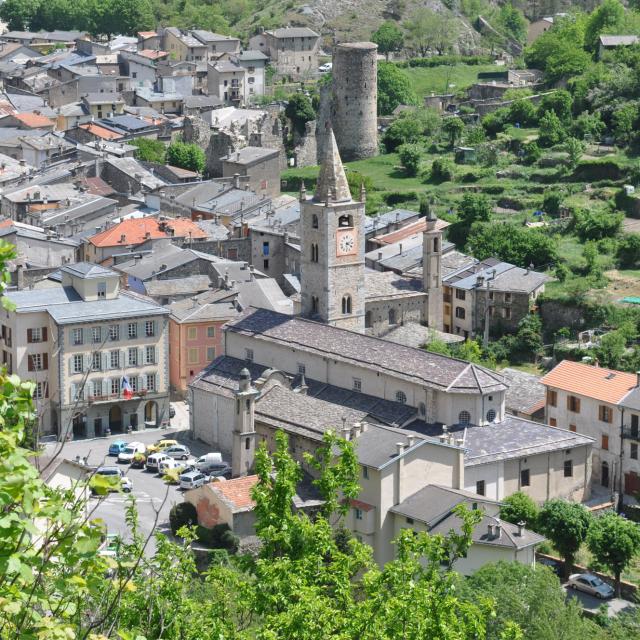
[406, 434, 415, 447]
[120, 234, 126, 243]
[494, 524, 502, 538]
[342, 417, 351, 441]
[476, 275, 484, 288]
[352, 422, 362, 438]
[145, 231, 151, 239]
[233, 172, 241, 189]
[396, 442, 405, 457]
[16, 264, 24, 290]
[378, 251, 383, 261]
[517, 521, 525, 537]
[487, 524, 494, 538]
[399, 243, 403, 254]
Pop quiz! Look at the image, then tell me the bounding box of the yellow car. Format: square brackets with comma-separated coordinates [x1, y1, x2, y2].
[146, 439, 178, 454]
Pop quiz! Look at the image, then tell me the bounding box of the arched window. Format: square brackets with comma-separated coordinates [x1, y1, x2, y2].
[433, 237, 439, 252]
[338, 214, 353, 228]
[311, 243, 318, 262]
[486, 409, 496, 423]
[365, 311, 372, 328]
[396, 390, 407, 404]
[388, 308, 397, 325]
[312, 214, 318, 229]
[342, 295, 352, 314]
[311, 296, 319, 314]
[458, 411, 471, 426]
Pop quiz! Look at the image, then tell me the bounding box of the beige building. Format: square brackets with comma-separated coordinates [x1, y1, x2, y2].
[249, 27, 320, 79]
[542, 360, 640, 497]
[2, 263, 169, 439]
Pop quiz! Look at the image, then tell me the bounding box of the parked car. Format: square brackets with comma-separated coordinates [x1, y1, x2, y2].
[108, 440, 128, 456]
[538, 557, 562, 576]
[158, 457, 195, 474]
[164, 445, 191, 460]
[195, 452, 223, 469]
[179, 470, 209, 490]
[318, 62, 332, 72]
[146, 452, 170, 472]
[567, 573, 615, 599]
[130, 452, 148, 469]
[200, 461, 232, 479]
[147, 439, 178, 454]
[117, 442, 146, 463]
[91, 466, 132, 494]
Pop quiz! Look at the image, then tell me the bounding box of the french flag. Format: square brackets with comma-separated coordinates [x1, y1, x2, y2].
[121, 375, 133, 400]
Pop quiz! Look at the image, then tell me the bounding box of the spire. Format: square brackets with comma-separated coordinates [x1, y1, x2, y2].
[314, 124, 351, 203]
[359, 181, 367, 203]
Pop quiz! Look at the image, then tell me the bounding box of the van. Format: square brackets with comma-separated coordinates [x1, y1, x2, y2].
[195, 452, 222, 469]
[146, 452, 170, 472]
[179, 470, 208, 490]
[117, 442, 146, 463]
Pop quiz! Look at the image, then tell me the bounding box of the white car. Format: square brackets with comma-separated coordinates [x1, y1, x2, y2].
[117, 442, 146, 463]
[164, 445, 191, 460]
[158, 457, 195, 474]
[195, 452, 222, 469]
[146, 452, 170, 472]
[179, 470, 209, 490]
[318, 62, 332, 73]
[93, 466, 133, 493]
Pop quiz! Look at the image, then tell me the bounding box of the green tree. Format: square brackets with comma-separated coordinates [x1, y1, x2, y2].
[0, 0, 41, 30]
[424, 337, 452, 355]
[166, 141, 206, 173]
[448, 192, 492, 246]
[499, 3, 527, 44]
[371, 21, 404, 60]
[398, 143, 423, 176]
[514, 314, 544, 361]
[454, 339, 484, 363]
[574, 209, 624, 240]
[443, 116, 465, 148]
[617, 233, 640, 268]
[538, 499, 592, 578]
[403, 7, 460, 56]
[584, 0, 626, 52]
[430, 157, 455, 182]
[377, 62, 417, 115]
[500, 492, 540, 530]
[538, 90, 574, 123]
[383, 108, 440, 151]
[285, 93, 316, 136]
[508, 98, 537, 127]
[564, 137, 585, 169]
[596, 329, 627, 369]
[537, 110, 566, 147]
[588, 511, 640, 596]
[612, 102, 638, 145]
[131, 137, 166, 163]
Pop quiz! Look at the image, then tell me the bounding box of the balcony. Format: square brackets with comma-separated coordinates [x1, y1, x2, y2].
[622, 426, 640, 440]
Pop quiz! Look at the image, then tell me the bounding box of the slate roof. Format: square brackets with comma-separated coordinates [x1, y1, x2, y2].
[225, 308, 507, 394]
[144, 275, 212, 298]
[269, 27, 319, 38]
[222, 146, 279, 165]
[451, 262, 550, 293]
[501, 367, 546, 415]
[405, 414, 594, 466]
[235, 50, 268, 61]
[61, 262, 115, 279]
[168, 289, 239, 323]
[364, 208, 418, 236]
[116, 246, 221, 281]
[313, 127, 351, 203]
[600, 35, 639, 46]
[364, 270, 424, 301]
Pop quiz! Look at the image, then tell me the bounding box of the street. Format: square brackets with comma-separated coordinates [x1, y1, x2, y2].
[41, 401, 216, 554]
[563, 585, 637, 617]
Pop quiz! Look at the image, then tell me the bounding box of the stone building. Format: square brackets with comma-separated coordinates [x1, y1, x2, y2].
[248, 27, 320, 79]
[330, 42, 378, 161]
[221, 146, 281, 199]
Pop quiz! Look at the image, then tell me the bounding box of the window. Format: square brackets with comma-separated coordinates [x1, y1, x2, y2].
[599, 405, 613, 423]
[145, 321, 156, 337]
[312, 214, 318, 229]
[146, 373, 156, 392]
[564, 459, 573, 477]
[128, 323, 137, 339]
[297, 363, 306, 375]
[245, 348, 254, 362]
[505, 292, 512, 302]
[602, 434, 609, 451]
[130, 376, 138, 392]
[311, 243, 319, 262]
[504, 308, 512, 320]
[569, 424, 577, 432]
[97, 282, 106, 298]
[396, 390, 407, 404]
[92, 352, 101, 371]
[34, 382, 47, 399]
[458, 410, 471, 425]
[338, 214, 353, 227]
[455, 289, 466, 300]
[520, 468, 530, 487]
[187, 327, 197, 341]
[419, 402, 426, 416]
[92, 379, 102, 397]
[476, 480, 485, 496]
[365, 311, 372, 328]
[547, 390, 557, 407]
[354, 508, 363, 520]
[263, 259, 269, 270]
[549, 417, 557, 427]
[362, 466, 368, 479]
[342, 295, 352, 314]
[92, 327, 102, 343]
[111, 378, 119, 395]
[406, 517, 414, 525]
[109, 324, 119, 341]
[486, 409, 496, 422]
[110, 350, 119, 369]
[128, 348, 138, 366]
[262, 241, 270, 256]
[72, 328, 83, 345]
[145, 346, 155, 364]
[73, 354, 83, 373]
[207, 347, 215, 360]
[28, 353, 46, 371]
[567, 395, 581, 413]
[188, 348, 199, 364]
[207, 326, 215, 338]
[455, 307, 466, 319]
[353, 378, 362, 392]
[27, 327, 43, 343]
[388, 308, 397, 325]
[632, 414, 639, 438]
[631, 443, 638, 460]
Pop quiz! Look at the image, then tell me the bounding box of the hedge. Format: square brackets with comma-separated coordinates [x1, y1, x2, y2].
[571, 159, 628, 181]
[396, 55, 493, 68]
[196, 523, 239, 552]
[169, 502, 197, 535]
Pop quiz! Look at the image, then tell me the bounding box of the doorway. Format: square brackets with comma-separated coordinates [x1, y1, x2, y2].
[109, 405, 123, 432]
[144, 401, 158, 427]
[72, 412, 86, 438]
[601, 461, 609, 488]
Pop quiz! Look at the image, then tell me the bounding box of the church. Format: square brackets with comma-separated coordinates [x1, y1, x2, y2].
[188, 128, 594, 566]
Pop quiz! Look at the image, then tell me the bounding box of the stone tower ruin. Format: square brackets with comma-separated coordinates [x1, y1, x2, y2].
[330, 41, 378, 161]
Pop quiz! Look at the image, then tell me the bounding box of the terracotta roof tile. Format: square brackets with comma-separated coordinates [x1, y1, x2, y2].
[14, 112, 54, 128]
[374, 218, 449, 246]
[78, 122, 123, 140]
[210, 475, 258, 510]
[137, 49, 168, 60]
[540, 360, 637, 404]
[348, 498, 375, 512]
[88, 216, 208, 247]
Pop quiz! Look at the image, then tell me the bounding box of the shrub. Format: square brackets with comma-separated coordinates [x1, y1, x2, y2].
[169, 502, 198, 535]
[573, 209, 623, 240]
[166, 141, 205, 173]
[500, 492, 539, 530]
[521, 141, 542, 165]
[618, 233, 640, 268]
[398, 143, 423, 176]
[543, 191, 563, 216]
[285, 93, 316, 135]
[430, 157, 455, 182]
[538, 111, 566, 148]
[196, 523, 239, 551]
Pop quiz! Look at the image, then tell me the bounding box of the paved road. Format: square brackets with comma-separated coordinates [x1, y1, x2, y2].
[563, 585, 637, 617]
[42, 402, 215, 554]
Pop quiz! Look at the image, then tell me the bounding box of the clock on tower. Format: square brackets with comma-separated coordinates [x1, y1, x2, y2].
[336, 229, 357, 256]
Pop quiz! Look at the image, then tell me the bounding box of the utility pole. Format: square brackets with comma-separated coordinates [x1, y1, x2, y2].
[483, 270, 496, 348]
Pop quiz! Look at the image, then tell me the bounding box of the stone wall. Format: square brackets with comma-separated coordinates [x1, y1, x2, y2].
[293, 120, 318, 168]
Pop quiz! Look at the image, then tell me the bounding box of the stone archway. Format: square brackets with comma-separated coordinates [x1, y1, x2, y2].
[144, 401, 158, 427]
[72, 412, 86, 439]
[109, 405, 123, 432]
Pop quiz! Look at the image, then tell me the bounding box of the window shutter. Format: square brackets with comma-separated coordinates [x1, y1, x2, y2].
[44, 382, 48, 399]
[102, 379, 109, 396]
[103, 352, 109, 371]
[68, 357, 73, 374]
[27, 355, 34, 372]
[84, 353, 92, 371]
[43, 353, 48, 370]
[27, 329, 32, 343]
[70, 383, 76, 403]
[42, 327, 47, 342]
[598, 405, 603, 421]
[138, 348, 144, 366]
[566, 396, 571, 410]
[141, 375, 147, 390]
[576, 398, 581, 413]
[121, 349, 126, 368]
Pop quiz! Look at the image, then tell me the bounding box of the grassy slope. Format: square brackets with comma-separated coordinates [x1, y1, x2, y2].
[401, 64, 500, 100]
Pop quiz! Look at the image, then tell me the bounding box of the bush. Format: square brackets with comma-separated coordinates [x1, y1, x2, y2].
[169, 502, 198, 535]
[500, 492, 540, 530]
[507, 98, 537, 127]
[166, 141, 205, 173]
[285, 93, 315, 135]
[396, 55, 493, 68]
[196, 523, 239, 552]
[573, 209, 623, 240]
[618, 233, 640, 268]
[543, 191, 563, 216]
[521, 141, 542, 165]
[481, 109, 508, 137]
[131, 138, 166, 163]
[430, 157, 455, 182]
[398, 143, 423, 176]
[537, 111, 566, 148]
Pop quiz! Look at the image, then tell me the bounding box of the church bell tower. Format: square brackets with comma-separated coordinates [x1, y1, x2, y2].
[299, 125, 365, 333]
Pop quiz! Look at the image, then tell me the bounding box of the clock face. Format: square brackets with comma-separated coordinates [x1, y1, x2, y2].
[336, 230, 357, 256]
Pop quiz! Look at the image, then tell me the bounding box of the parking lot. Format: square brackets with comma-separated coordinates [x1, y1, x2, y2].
[42, 409, 216, 554]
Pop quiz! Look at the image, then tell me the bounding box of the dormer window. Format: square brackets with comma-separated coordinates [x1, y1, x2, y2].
[97, 282, 106, 299]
